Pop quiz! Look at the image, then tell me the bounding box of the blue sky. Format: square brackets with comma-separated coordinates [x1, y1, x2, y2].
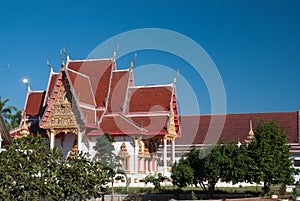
[0, 0, 300, 115]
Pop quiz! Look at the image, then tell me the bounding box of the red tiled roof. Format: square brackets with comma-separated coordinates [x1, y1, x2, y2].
[107, 71, 129, 113]
[126, 86, 173, 113]
[46, 73, 58, 100]
[176, 112, 299, 145]
[66, 69, 96, 106]
[25, 91, 46, 117]
[130, 115, 169, 135]
[67, 59, 113, 107]
[81, 107, 96, 124]
[94, 115, 169, 136]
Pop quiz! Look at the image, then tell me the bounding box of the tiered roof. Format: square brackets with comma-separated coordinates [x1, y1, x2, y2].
[22, 55, 180, 138]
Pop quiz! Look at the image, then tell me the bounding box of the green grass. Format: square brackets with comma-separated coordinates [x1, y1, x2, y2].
[113, 186, 262, 195]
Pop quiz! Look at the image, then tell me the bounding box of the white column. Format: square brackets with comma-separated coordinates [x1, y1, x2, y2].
[77, 132, 82, 152]
[171, 139, 175, 163]
[134, 139, 139, 174]
[50, 132, 55, 149]
[163, 138, 167, 172]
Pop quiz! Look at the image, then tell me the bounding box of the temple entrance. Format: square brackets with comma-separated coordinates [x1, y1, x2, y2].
[55, 132, 77, 157]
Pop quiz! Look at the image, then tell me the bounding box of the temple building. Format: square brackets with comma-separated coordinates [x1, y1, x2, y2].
[10, 51, 300, 183]
[11, 51, 180, 178]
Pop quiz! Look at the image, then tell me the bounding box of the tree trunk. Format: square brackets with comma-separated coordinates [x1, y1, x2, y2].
[124, 172, 130, 192]
[263, 182, 270, 195]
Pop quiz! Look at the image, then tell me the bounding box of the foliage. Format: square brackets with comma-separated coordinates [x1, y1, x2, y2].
[191, 191, 197, 200]
[171, 158, 194, 188]
[183, 143, 253, 197]
[0, 135, 107, 200]
[93, 133, 121, 195]
[247, 120, 298, 195]
[0, 96, 20, 130]
[144, 173, 167, 192]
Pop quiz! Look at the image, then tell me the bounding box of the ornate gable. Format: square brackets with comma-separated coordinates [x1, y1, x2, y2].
[42, 73, 83, 135]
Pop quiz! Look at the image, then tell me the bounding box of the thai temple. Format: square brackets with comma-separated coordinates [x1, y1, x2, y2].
[9, 50, 300, 183]
[11, 50, 179, 180]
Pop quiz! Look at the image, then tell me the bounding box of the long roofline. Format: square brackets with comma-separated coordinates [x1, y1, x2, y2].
[180, 110, 299, 117]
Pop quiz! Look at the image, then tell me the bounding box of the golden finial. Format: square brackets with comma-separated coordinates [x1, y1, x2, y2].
[113, 44, 120, 60]
[245, 120, 255, 145]
[173, 68, 179, 85]
[20, 111, 30, 136]
[130, 53, 137, 70]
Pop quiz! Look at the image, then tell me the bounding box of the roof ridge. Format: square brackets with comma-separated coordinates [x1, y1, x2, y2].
[68, 58, 113, 62]
[43, 69, 59, 107]
[113, 69, 129, 73]
[118, 113, 148, 132]
[129, 83, 173, 89]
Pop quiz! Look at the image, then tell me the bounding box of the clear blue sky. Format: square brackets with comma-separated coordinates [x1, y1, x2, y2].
[0, 0, 300, 115]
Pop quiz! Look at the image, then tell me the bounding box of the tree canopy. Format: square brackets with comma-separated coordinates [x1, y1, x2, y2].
[247, 120, 298, 194]
[0, 135, 107, 200]
[172, 120, 298, 196]
[0, 96, 21, 130]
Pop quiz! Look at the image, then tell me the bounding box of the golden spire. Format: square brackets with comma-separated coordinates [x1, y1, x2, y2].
[245, 120, 255, 145]
[113, 44, 120, 60]
[120, 141, 128, 152]
[20, 111, 30, 136]
[130, 53, 137, 71]
[173, 69, 179, 85]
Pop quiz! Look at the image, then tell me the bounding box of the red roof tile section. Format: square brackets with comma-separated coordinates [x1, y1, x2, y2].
[107, 71, 129, 113]
[93, 115, 168, 136]
[176, 112, 299, 145]
[46, 73, 58, 100]
[25, 91, 46, 117]
[126, 86, 173, 113]
[66, 69, 96, 106]
[67, 59, 113, 107]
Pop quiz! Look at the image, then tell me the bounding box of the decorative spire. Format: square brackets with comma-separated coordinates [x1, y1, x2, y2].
[120, 141, 128, 152]
[22, 78, 31, 91]
[20, 111, 30, 136]
[63, 46, 69, 61]
[113, 43, 120, 60]
[130, 53, 137, 71]
[46, 59, 53, 73]
[245, 120, 255, 145]
[60, 49, 65, 67]
[173, 69, 179, 85]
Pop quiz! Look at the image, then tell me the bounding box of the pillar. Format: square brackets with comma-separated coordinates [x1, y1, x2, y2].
[171, 139, 175, 163]
[77, 131, 82, 152]
[163, 138, 167, 172]
[134, 139, 139, 174]
[50, 132, 55, 149]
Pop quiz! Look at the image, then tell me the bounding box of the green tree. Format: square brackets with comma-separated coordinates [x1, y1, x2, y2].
[93, 133, 120, 195]
[0, 135, 107, 200]
[247, 120, 298, 195]
[0, 96, 17, 129]
[171, 158, 194, 188]
[184, 143, 251, 197]
[144, 173, 167, 192]
[185, 147, 207, 190]
[7, 109, 22, 130]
